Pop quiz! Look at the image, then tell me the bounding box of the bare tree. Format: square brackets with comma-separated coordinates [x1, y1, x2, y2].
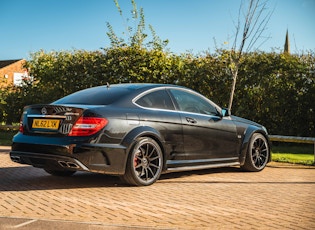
[228, 0, 273, 111]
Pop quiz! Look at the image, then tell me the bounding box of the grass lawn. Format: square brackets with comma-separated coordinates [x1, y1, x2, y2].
[272, 153, 314, 165]
[271, 142, 314, 166]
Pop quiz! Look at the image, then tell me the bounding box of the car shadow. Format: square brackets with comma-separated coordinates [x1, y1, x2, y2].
[1, 165, 312, 191]
[0, 165, 244, 191]
[160, 166, 242, 180]
[0, 166, 124, 191]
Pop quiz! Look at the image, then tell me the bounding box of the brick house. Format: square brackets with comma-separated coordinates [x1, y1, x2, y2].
[0, 59, 28, 88]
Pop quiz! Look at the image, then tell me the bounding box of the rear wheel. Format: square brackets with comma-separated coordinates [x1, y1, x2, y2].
[241, 133, 269, 172]
[121, 137, 163, 186]
[44, 168, 76, 177]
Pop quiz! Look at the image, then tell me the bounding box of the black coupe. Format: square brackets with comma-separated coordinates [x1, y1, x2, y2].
[10, 83, 270, 186]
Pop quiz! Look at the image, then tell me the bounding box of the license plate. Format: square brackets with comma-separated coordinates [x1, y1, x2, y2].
[32, 119, 60, 130]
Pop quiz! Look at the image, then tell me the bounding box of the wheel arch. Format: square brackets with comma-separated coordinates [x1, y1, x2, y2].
[121, 126, 167, 170]
[239, 126, 271, 165]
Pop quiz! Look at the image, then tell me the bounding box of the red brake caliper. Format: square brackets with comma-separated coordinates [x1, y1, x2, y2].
[134, 157, 138, 167]
[134, 152, 140, 168]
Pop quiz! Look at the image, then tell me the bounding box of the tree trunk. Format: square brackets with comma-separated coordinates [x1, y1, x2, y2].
[228, 69, 238, 112]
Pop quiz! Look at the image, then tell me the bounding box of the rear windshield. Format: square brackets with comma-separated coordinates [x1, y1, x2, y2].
[53, 85, 136, 105]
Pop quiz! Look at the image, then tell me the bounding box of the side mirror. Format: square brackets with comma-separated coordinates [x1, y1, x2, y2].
[221, 108, 231, 117]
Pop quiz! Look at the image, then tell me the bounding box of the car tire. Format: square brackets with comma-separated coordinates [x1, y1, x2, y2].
[241, 133, 269, 172]
[121, 137, 163, 186]
[44, 168, 76, 177]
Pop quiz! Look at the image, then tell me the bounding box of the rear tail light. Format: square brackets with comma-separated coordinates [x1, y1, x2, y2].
[19, 120, 24, 133]
[69, 117, 108, 136]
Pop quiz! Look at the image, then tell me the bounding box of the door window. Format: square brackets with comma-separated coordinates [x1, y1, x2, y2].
[135, 89, 175, 110]
[169, 89, 218, 115]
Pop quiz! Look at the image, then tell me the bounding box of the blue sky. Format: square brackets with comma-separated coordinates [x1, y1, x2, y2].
[1, 0, 314, 60]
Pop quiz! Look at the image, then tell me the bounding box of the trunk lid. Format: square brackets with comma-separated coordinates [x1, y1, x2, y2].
[21, 104, 85, 135]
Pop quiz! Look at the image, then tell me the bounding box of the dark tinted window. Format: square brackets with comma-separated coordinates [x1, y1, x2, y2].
[170, 89, 218, 115]
[136, 89, 175, 110]
[53, 85, 135, 105]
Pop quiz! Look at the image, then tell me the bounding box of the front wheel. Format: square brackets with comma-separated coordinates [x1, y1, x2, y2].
[121, 137, 163, 186]
[241, 133, 270, 172]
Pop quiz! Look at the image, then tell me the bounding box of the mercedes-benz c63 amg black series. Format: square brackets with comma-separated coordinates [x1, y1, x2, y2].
[11, 83, 270, 186]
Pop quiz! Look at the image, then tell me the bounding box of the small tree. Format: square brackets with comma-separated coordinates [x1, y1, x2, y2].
[227, 0, 273, 111]
[106, 0, 168, 50]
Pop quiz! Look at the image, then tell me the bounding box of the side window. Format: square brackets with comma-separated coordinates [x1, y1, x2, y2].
[169, 89, 218, 115]
[135, 89, 175, 110]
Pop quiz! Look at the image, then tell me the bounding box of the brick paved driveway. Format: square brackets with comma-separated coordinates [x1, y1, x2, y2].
[0, 146, 314, 229]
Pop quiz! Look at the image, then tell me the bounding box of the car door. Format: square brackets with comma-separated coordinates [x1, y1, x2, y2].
[168, 88, 239, 161]
[134, 88, 185, 160]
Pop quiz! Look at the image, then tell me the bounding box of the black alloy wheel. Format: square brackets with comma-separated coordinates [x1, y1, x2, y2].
[241, 133, 269, 172]
[122, 137, 163, 186]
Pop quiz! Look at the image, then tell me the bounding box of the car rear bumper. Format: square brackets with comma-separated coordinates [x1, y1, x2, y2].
[10, 143, 128, 175]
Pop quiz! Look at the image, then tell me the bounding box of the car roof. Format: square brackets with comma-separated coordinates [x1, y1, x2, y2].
[108, 83, 179, 89]
[53, 83, 185, 106]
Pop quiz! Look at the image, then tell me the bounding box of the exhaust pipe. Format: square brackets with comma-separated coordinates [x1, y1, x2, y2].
[58, 161, 68, 168]
[67, 162, 80, 168]
[58, 160, 80, 169]
[11, 156, 21, 163]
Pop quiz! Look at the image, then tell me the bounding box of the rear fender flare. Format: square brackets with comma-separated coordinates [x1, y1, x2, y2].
[121, 126, 166, 169]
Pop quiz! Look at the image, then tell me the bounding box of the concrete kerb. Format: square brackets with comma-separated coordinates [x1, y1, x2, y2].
[0, 146, 10, 152]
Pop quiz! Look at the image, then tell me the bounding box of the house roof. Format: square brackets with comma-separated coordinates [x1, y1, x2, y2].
[0, 59, 23, 69]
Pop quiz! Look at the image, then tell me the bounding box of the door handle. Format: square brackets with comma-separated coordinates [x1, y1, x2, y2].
[186, 117, 197, 124]
[209, 118, 215, 123]
[209, 117, 220, 123]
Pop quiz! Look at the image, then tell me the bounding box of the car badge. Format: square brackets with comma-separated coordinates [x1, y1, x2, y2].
[41, 107, 47, 115]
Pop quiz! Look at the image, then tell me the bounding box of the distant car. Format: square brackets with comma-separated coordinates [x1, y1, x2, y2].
[10, 83, 270, 186]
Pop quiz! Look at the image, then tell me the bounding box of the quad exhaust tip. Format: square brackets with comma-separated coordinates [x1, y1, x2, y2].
[11, 156, 21, 163]
[11, 155, 83, 170]
[58, 160, 80, 169]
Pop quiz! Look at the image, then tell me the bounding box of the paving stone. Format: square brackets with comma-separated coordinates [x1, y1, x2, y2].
[0, 151, 314, 229]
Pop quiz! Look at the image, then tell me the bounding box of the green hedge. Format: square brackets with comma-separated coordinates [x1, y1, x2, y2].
[0, 47, 314, 137]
